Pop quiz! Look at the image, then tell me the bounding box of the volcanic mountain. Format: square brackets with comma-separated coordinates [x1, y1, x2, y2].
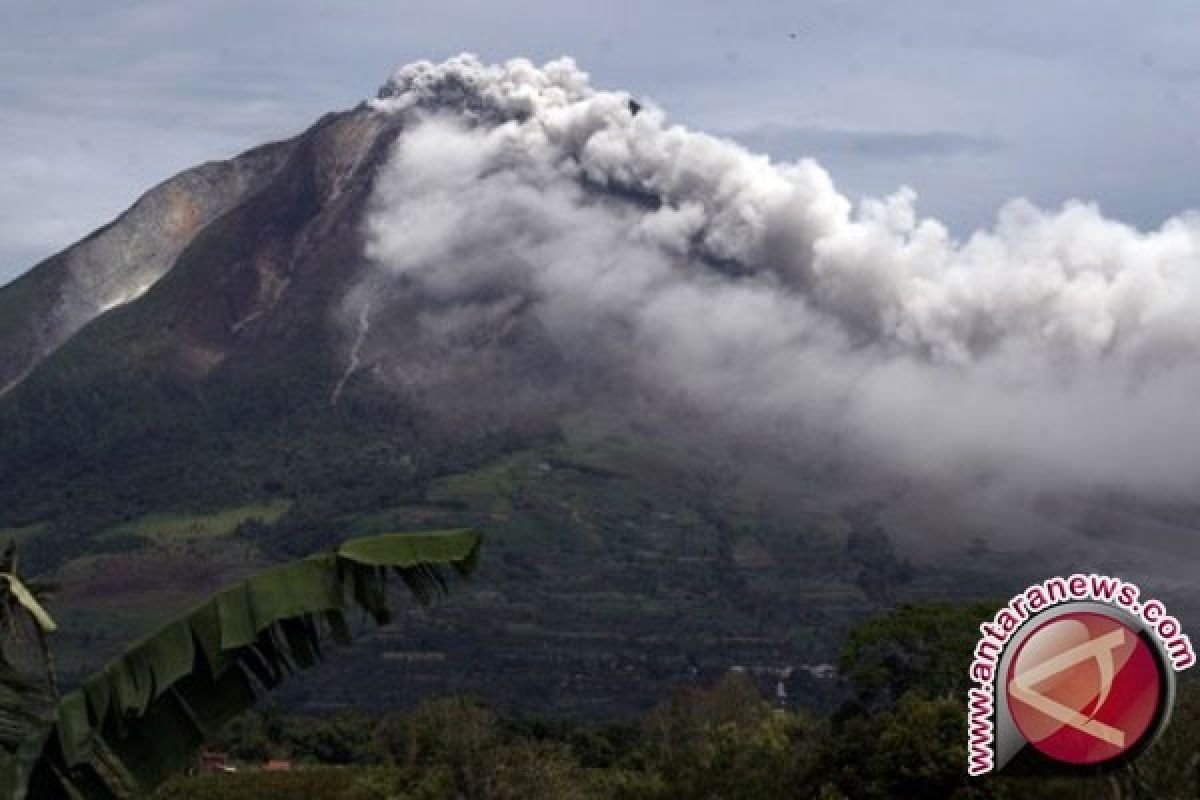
[3, 56, 1200, 713]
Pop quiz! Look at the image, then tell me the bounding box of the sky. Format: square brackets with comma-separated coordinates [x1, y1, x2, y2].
[1, 0, 1198, 287]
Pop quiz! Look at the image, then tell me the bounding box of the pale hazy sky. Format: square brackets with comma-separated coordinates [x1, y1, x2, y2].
[1, 0, 1198, 286]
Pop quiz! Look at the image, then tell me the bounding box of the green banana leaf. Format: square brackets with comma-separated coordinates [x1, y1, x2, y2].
[0, 529, 481, 800]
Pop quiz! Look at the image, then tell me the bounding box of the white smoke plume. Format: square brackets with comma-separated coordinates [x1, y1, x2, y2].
[361, 55, 1200, 504]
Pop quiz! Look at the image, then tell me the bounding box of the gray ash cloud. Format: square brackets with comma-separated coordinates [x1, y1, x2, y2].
[356, 55, 1200, 504]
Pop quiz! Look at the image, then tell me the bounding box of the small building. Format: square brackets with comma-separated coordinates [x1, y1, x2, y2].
[199, 751, 230, 773]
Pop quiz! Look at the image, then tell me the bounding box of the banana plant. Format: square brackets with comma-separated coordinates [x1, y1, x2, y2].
[0, 528, 481, 800]
[0, 541, 61, 799]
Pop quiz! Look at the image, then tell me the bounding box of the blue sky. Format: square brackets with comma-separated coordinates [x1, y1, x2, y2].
[1, 0, 1198, 286]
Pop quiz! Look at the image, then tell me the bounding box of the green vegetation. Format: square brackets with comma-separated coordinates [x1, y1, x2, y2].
[0, 247, 1036, 724]
[95, 502, 291, 547]
[6, 523, 1191, 800]
[143, 601, 1199, 799]
[19, 433, 1029, 720]
[153, 768, 403, 800]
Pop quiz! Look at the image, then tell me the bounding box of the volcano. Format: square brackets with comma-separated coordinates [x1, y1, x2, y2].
[3, 55, 1199, 714]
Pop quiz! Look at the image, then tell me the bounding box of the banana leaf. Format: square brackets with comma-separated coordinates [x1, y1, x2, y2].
[0, 529, 480, 800]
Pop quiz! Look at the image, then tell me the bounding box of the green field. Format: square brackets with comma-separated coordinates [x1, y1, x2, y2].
[95, 500, 291, 545]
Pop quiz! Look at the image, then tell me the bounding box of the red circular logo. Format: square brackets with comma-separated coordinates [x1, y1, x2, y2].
[1005, 611, 1163, 765]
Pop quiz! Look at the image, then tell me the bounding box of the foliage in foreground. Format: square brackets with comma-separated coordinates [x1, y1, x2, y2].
[0, 529, 481, 800]
[152, 602, 1200, 800]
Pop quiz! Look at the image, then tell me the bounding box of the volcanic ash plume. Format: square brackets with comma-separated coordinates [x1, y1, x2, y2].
[359, 54, 1200, 501]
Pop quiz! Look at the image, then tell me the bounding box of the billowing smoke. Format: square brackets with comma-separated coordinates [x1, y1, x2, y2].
[358, 55, 1200, 507]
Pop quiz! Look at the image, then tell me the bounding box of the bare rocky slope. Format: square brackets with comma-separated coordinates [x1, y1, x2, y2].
[0, 137, 297, 395]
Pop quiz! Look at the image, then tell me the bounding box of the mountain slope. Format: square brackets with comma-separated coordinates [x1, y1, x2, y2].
[0, 137, 295, 395]
[0, 98, 914, 714]
[0, 106, 437, 528]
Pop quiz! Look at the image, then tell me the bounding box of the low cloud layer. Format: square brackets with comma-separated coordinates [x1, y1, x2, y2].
[360, 55, 1200, 503]
[727, 123, 999, 162]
